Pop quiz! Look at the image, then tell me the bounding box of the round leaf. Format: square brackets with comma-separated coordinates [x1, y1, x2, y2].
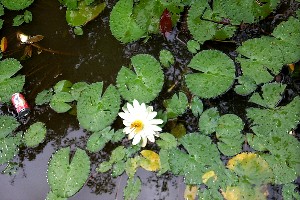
[185, 50, 235, 98]
[0, 115, 20, 138]
[140, 150, 160, 172]
[24, 122, 47, 147]
[116, 54, 164, 103]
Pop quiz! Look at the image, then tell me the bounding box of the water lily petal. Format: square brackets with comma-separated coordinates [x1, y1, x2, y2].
[132, 134, 141, 145]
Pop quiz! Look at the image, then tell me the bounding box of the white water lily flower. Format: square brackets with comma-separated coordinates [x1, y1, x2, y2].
[118, 99, 164, 147]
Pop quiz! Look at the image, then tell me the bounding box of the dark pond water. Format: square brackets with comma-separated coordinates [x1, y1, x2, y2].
[0, 0, 299, 200]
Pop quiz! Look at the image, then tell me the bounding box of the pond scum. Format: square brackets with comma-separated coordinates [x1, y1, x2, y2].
[0, 0, 300, 199]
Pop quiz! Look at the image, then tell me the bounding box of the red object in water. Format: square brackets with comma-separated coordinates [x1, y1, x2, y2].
[11, 93, 30, 117]
[160, 9, 172, 39]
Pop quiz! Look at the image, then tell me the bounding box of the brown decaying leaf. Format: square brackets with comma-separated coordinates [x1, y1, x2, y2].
[1, 37, 8, 52]
[184, 185, 198, 200]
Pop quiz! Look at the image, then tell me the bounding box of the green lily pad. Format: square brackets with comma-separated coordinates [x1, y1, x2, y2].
[53, 80, 73, 93]
[86, 127, 115, 153]
[159, 49, 174, 68]
[190, 96, 203, 117]
[77, 82, 120, 132]
[1, 0, 34, 11]
[249, 82, 286, 108]
[282, 183, 300, 200]
[50, 92, 74, 113]
[0, 115, 20, 138]
[70, 82, 88, 101]
[198, 107, 220, 135]
[109, 0, 145, 43]
[0, 58, 22, 82]
[23, 122, 46, 147]
[124, 177, 141, 200]
[116, 54, 164, 103]
[156, 132, 177, 150]
[35, 89, 53, 105]
[163, 92, 188, 119]
[0, 75, 25, 103]
[234, 75, 257, 96]
[66, 2, 106, 27]
[187, 40, 200, 54]
[0, 133, 22, 165]
[185, 50, 235, 98]
[47, 147, 90, 198]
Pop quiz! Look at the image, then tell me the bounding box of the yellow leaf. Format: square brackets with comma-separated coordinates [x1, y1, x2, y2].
[184, 185, 198, 200]
[227, 152, 257, 170]
[1, 37, 7, 52]
[202, 170, 217, 184]
[288, 63, 295, 73]
[221, 184, 268, 200]
[140, 150, 160, 171]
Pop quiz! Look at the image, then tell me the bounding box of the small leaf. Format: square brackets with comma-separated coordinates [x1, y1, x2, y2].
[35, 89, 53, 105]
[198, 107, 220, 135]
[110, 146, 126, 163]
[190, 96, 203, 117]
[24, 122, 47, 147]
[1, 37, 7, 52]
[164, 92, 188, 119]
[70, 82, 88, 100]
[54, 80, 73, 93]
[112, 161, 125, 177]
[97, 161, 112, 173]
[187, 40, 200, 54]
[184, 185, 198, 200]
[124, 177, 141, 200]
[73, 27, 83, 35]
[140, 150, 160, 172]
[23, 10, 32, 23]
[50, 92, 74, 113]
[159, 49, 174, 68]
[156, 132, 177, 150]
[86, 127, 113, 152]
[13, 15, 24, 26]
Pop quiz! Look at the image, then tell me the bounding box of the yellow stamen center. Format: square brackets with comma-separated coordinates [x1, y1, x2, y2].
[130, 120, 144, 133]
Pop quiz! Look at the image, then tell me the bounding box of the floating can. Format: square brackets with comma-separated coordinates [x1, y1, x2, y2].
[11, 93, 30, 117]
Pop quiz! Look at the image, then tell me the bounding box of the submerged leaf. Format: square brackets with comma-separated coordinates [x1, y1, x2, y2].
[66, 2, 106, 27]
[185, 50, 235, 98]
[47, 147, 90, 198]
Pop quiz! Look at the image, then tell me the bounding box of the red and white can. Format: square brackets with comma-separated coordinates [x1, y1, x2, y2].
[11, 93, 30, 117]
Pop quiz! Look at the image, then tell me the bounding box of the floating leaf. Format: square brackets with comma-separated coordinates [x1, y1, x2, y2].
[109, 0, 145, 43]
[0, 133, 22, 165]
[198, 107, 220, 135]
[125, 157, 140, 179]
[70, 82, 88, 101]
[221, 182, 268, 200]
[77, 82, 120, 132]
[1, 0, 34, 11]
[47, 147, 90, 198]
[66, 2, 106, 27]
[202, 171, 217, 184]
[227, 152, 273, 185]
[249, 82, 286, 108]
[140, 150, 160, 172]
[234, 75, 258, 96]
[0, 75, 25, 103]
[157, 149, 170, 175]
[272, 17, 300, 45]
[184, 185, 198, 200]
[0, 115, 20, 138]
[50, 92, 74, 113]
[13, 15, 25, 26]
[185, 50, 235, 98]
[159, 49, 174, 68]
[156, 132, 177, 150]
[86, 126, 114, 152]
[190, 96, 203, 117]
[0, 58, 22, 82]
[112, 160, 126, 177]
[110, 129, 125, 143]
[220, 0, 280, 24]
[35, 89, 53, 105]
[23, 10, 32, 23]
[246, 97, 300, 138]
[124, 177, 141, 200]
[97, 161, 112, 173]
[73, 27, 83, 35]
[116, 54, 163, 103]
[187, 40, 200, 54]
[164, 92, 188, 119]
[23, 122, 46, 147]
[282, 183, 300, 200]
[110, 146, 126, 163]
[54, 80, 73, 93]
[46, 191, 68, 200]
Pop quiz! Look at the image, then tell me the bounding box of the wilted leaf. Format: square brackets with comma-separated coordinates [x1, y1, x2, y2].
[66, 2, 106, 27]
[47, 147, 90, 198]
[1, 37, 7, 52]
[24, 122, 46, 147]
[184, 185, 198, 200]
[116, 54, 164, 103]
[185, 50, 235, 98]
[227, 152, 274, 185]
[140, 150, 160, 171]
